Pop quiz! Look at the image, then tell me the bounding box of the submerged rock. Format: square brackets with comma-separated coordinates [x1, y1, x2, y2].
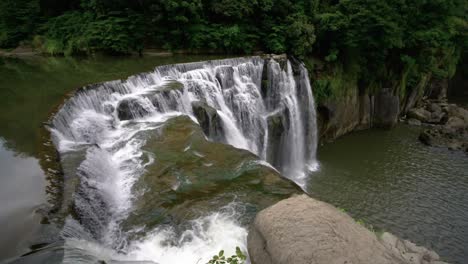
[248, 195, 448, 264]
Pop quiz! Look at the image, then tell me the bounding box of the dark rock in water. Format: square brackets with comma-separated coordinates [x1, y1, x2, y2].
[419, 127, 468, 152]
[215, 66, 235, 90]
[248, 195, 447, 264]
[191, 101, 225, 142]
[373, 88, 400, 129]
[266, 107, 290, 169]
[117, 98, 150, 120]
[419, 129, 437, 146]
[149, 81, 184, 112]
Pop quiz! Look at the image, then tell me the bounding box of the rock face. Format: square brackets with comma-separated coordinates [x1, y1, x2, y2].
[374, 88, 400, 128]
[191, 101, 225, 142]
[266, 107, 290, 168]
[314, 73, 450, 142]
[248, 195, 448, 264]
[117, 97, 151, 120]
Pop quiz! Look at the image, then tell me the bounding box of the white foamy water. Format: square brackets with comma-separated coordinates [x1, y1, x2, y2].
[50, 57, 318, 263]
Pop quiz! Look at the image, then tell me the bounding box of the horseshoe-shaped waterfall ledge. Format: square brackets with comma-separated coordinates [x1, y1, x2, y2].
[48, 55, 318, 263]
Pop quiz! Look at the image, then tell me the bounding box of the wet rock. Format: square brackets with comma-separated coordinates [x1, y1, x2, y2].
[191, 101, 225, 142]
[373, 88, 400, 129]
[215, 66, 235, 90]
[150, 82, 184, 112]
[408, 108, 432, 123]
[117, 97, 151, 120]
[122, 116, 300, 235]
[380, 232, 444, 264]
[419, 128, 468, 151]
[266, 107, 290, 168]
[157, 80, 184, 93]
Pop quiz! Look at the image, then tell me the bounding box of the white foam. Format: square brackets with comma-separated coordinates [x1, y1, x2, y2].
[127, 210, 248, 264]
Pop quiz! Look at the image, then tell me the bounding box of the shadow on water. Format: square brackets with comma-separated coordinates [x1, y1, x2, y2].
[308, 125, 468, 264]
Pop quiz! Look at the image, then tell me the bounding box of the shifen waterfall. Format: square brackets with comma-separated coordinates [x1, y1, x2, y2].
[49, 56, 318, 263]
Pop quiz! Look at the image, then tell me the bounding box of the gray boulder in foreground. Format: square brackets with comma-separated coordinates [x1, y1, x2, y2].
[248, 194, 447, 264]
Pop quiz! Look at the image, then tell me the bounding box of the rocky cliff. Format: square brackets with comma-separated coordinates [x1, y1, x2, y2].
[314, 71, 445, 142]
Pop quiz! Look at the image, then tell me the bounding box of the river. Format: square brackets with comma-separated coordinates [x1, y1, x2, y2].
[0, 56, 467, 264]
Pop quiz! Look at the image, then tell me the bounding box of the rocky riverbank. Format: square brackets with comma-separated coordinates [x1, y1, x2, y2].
[403, 98, 468, 152]
[248, 195, 449, 264]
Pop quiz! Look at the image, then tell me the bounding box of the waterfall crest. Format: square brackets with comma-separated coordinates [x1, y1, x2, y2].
[52, 56, 317, 183]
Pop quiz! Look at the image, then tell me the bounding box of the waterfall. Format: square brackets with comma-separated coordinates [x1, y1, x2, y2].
[49, 56, 318, 263]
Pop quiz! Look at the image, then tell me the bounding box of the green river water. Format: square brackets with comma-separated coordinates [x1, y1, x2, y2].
[0, 56, 467, 264]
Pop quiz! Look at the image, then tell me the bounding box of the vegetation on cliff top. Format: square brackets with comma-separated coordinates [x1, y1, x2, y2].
[0, 0, 466, 102]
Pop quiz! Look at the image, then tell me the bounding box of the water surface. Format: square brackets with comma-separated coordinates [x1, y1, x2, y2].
[1, 56, 467, 264]
[308, 126, 468, 264]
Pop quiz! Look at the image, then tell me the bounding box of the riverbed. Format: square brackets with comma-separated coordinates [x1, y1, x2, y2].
[0, 56, 467, 264]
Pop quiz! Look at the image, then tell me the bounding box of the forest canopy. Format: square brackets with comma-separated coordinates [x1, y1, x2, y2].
[0, 0, 467, 95]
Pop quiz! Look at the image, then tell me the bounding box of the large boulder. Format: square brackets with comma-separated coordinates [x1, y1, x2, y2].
[373, 88, 400, 129]
[248, 195, 447, 264]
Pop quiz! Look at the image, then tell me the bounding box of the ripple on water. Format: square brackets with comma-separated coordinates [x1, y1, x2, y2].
[308, 125, 468, 264]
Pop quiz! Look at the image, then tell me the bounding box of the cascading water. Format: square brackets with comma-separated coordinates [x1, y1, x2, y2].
[49, 56, 318, 263]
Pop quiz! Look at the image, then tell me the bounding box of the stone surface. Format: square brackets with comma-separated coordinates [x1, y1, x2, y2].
[408, 108, 432, 123]
[407, 118, 422, 126]
[373, 88, 400, 129]
[191, 101, 225, 142]
[117, 97, 150, 120]
[248, 195, 448, 264]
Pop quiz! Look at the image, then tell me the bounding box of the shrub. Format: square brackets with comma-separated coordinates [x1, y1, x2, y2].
[207, 247, 247, 264]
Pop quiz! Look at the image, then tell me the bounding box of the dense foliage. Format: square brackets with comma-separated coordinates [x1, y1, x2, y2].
[0, 0, 466, 101]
